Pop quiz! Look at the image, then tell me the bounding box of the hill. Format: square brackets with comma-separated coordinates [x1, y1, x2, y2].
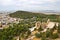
[9, 11, 60, 22]
[9, 11, 47, 19]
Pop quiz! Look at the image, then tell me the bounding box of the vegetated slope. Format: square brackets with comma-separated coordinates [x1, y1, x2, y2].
[9, 11, 47, 19]
[9, 11, 60, 22]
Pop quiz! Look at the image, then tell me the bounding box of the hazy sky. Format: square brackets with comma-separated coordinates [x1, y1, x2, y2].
[0, 0, 60, 11]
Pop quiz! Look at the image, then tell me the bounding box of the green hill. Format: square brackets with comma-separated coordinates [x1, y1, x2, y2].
[9, 11, 47, 19]
[9, 11, 60, 22]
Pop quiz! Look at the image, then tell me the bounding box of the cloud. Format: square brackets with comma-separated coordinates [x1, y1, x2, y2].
[0, 0, 13, 6]
[0, 0, 60, 11]
[0, 0, 59, 6]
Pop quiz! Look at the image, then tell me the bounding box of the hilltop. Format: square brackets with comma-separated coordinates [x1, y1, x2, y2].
[9, 11, 47, 19]
[9, 11, 60, 22]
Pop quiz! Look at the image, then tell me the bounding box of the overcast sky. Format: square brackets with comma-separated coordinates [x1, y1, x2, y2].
[0, 0, 60, 11]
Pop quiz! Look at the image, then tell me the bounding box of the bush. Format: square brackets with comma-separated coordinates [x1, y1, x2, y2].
[41, 35, 47, 40]
[35, 33, 42, 38]
[58, 24, 60, 33]
[46, 28, 52, 38]
[51, 33, 59, 39]
[46, 31, 51, 38]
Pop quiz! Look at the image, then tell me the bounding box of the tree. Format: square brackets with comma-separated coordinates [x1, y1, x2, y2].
[46, 28, 52, 38]
[0, 22, 31, 40]
[35, 33, 40, 38]
[35, 33, 42, 38]
[41, 32, 47, 40]
[58, 24, 60, 33]
[41, 37, 47, 40]
[51, 33, 59, 39]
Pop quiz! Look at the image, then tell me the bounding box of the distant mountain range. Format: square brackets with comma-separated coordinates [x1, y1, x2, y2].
[39, 10, 60, 13]
[0, 10, 60, 15]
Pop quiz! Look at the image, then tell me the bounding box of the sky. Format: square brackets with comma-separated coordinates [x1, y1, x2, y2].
[0, 0, 60, 11]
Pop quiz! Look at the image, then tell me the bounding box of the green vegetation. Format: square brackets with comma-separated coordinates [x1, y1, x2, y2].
[9, 11, 60, 22]
[46, 29, 52, 38]
[51, 32, 59, 39]
[0, 11, 60, 40]
[35, 24, 60, 40]
[35, 33, 42, 38]
[9, 11, 46, 19]
[0, 23, 31, 40]
[58, 24, 60, 33]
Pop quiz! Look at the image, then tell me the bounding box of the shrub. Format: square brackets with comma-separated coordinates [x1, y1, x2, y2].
[51, 33, 59, 39]
[35, 33, 42, 38]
